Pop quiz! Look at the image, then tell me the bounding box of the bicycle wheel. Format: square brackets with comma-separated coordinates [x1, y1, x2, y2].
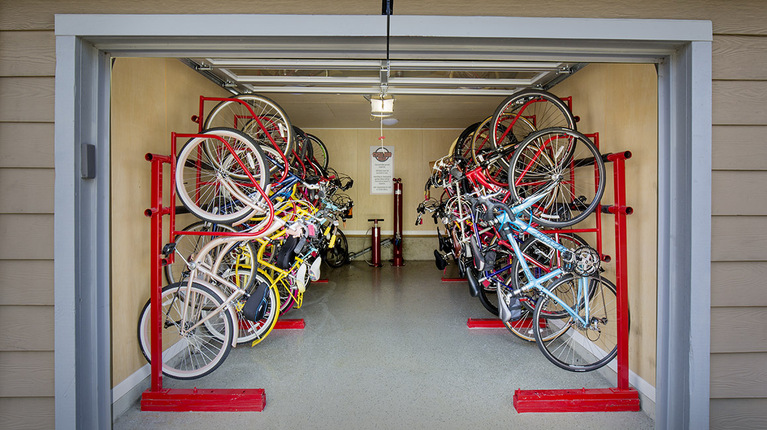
[206, 240, 278, 345]
[469, 116, 494, 168]
[533, 274, 618, 372]
[491, 88, 575, 149]
[306, 133, 329, 171]
[452, 121, 480, 162]
[164, 221, 240, 285]
[175, 127, 270, 224]
[234, 272, 280, 346]
[507, 127, 605, 228]
[476, 244, 511, 316]
[324, 228, 349, 268]
[256, 239, 299, 315]
[137, 282, 234, 380]
[204, 94, 293, 157]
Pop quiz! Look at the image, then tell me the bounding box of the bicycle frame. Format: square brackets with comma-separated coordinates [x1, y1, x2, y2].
[492, 191, 595, 327]
[175, 236, 269, 348]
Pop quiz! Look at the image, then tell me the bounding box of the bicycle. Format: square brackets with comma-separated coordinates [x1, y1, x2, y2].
[483, 186, 616, 372]
[137, 234, 281, 379]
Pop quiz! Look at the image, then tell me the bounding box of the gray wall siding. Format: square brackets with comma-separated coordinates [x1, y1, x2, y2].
[710, 13, 767, 430]
[1, 1, 766, 428]
[0, 16, 56, 429]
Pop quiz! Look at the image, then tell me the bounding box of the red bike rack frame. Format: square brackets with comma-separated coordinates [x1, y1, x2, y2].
[141, 149, 265, 412]
[513, 150, 639, 412]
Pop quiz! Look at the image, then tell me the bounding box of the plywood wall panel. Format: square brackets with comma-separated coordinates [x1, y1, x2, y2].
[0, 260, 53, 305]
[0, 31, 55, 77]
[0, 306, 53, 351]
[109, 58, 230, 387]
[0, 352, 54, 397]
[0, 168, 54, 213]
[550, 63, 658, 387]
[711, 262, 767, 307]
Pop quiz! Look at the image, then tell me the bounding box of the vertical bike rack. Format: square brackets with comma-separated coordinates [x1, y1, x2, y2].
[512, 150, 640, 412]
[141, 120, 283, 411]
[141, 150, 266, 411]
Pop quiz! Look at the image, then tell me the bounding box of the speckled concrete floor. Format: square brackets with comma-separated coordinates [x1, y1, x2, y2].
[114, 261, 654, 429]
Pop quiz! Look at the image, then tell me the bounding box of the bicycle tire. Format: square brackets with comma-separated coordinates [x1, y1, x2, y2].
[175, 127, 270, 224]
[137, 282, 234, 380]
[324, 228, 349, 268]
[207, 240, 277, 345]
[533, 274, 618, 372]
[203, 94, 293, 157]
[164, 221, 241, 285]
[491, 88, 575, 149]
[452, 121, 480, 162]
[234, 272, 280, 346]
[507, 127, 606, 228]
[306, 133, 329, 171]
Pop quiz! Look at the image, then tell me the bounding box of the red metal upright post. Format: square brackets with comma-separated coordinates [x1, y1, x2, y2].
[369, 218, 383, 267]
[606, 151, 634, 390]
[392, 178, 404, 266]
[513, 150, 639, 413]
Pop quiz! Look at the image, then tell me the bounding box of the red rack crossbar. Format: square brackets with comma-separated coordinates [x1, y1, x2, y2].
[512, 150, 639, 413]
[141, 152, 266, 412]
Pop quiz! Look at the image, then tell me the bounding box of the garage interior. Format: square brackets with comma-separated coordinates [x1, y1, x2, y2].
[107, 34, 658, 426]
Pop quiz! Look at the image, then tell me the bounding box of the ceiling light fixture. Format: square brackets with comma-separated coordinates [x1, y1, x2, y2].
[370, 95, 394, 117]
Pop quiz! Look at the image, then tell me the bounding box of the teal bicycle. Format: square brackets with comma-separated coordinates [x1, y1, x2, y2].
[481, 128, 618, 372]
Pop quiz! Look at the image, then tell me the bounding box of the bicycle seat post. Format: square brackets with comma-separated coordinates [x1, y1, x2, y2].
[367, 218, 384, 267]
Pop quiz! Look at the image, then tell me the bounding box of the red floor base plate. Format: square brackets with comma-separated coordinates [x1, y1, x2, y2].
[513, 387, 640, 413]
[467, 318, 506, 328]
[274, 318, 305, 329]
[441, 277, 466, 282]
[141, 388, 265, 412]
[313, 279, 329, 283]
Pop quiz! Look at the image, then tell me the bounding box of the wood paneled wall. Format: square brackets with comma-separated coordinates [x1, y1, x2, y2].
[552, 63, 658, 387]
[110, 58, 230, 385]
[2, 1, 767, 427]
[301, 128, 460, 235]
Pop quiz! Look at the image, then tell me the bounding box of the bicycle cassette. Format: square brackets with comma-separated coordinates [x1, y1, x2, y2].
[572, 246, 602, 276]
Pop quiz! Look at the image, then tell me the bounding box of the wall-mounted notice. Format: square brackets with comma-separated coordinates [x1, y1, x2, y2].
[370, 145, 394, 194]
